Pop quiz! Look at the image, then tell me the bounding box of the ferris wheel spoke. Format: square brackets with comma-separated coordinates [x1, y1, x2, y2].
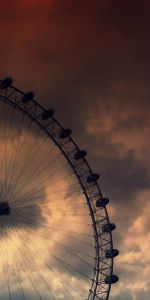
[0, 215, 6, 235]
[21, 251, 57, 300]
[6, 118, 34, 199]
[42, 224, 92, 237]
[12, 225, 85, 300]
[13, 221, 94, 262]
[10, 118, 33, 175]
[5, 126, 41, 200]
[37, 232, 94, 267]
[11, 145, 62, 200]
[15, 208, 92, 224]
[1, 230, 12, 300]
[16, 133, 55, 183]
[52, 253, 91, 286]
[4, 105, 16, 184]
[12, 197, 92, 225]
[30, 228, 94, 263]
[13, 211, 42, 229]
[12, 225, 59, 300]
[0, 102, 3, 192]
[9, 261, 27, 300]
[30, 167, 76, 191]
[11, 159, 71, 203]
[11, 225, 44, 300]
[1, 219, 24, 300]
[3, 100, 8, 201]
[0, 101, 6, 200]
[45, 263, 86, 300]
[51, 239, 94, 262]
[5, 112, 26, 199]
[58, 240, 94, 260]
[13, 210, 86, 234]
[6, 111, 25, 177]
[10, 183, 81, 209]
[9, 135, 56, 200]
[11, 126, 43, 184]
[16, 177, 80, 201]
[14, 227, 91, 297]
[4, 103, 16, 203]
[28, 161, 72, 188]
[0, 181, 5, 201]
[3, 265, 12, 300]
[10, 185, 82, 208]
[10, 215, 94, 260]
[2, 106, 17, 199]
[20, 260, 43, 300]
[10, 211, 94, 249]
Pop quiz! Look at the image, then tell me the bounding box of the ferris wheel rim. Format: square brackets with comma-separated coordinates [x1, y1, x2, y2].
[0, 78, 117, 300]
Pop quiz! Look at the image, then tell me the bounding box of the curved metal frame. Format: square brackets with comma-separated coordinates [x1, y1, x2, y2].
[0, 82, 115, 300]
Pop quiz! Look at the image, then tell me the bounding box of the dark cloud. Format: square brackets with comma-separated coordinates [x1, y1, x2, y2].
[137, 290, 150, 300]
[112, 293, 133, 300]
[98, 150, 150, 201]
[0, 1, 149, 299]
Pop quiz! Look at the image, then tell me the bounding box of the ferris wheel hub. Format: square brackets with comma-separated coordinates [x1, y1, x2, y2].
[0, 201, 10, 216]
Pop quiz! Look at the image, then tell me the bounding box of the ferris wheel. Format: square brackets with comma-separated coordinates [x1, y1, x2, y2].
[0, 77, 119, 300]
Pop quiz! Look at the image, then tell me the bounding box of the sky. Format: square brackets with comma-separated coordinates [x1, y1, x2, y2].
[0, 0, 150, 299]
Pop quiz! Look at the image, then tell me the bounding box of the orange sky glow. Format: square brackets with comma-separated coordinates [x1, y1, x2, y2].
[0, 1, 150, 300]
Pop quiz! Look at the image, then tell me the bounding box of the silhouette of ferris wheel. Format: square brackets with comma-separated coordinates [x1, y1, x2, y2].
[0, 77, 119, 300]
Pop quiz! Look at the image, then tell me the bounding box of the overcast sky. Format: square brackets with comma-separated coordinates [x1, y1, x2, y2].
[0, 1, 150, 299]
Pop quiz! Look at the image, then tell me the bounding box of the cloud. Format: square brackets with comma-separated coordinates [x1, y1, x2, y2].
[0, 1, 149, 299]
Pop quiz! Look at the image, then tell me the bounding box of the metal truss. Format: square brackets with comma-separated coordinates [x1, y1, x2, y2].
[0, 79, 119, 300]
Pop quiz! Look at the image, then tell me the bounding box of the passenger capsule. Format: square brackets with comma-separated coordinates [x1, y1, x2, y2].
[74, 150, 87, 160]
[105, 249, 119, 258]
[22, 92, 34, 103]
[96, 198, 109, 207]
[59, 128, 72, 139]
[0, 77, 13, 89]
[42, 109, 54, 120]
[102, 223, 116, 233]
[87, 173, 99, 183]
[104, 275, 119, 284]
